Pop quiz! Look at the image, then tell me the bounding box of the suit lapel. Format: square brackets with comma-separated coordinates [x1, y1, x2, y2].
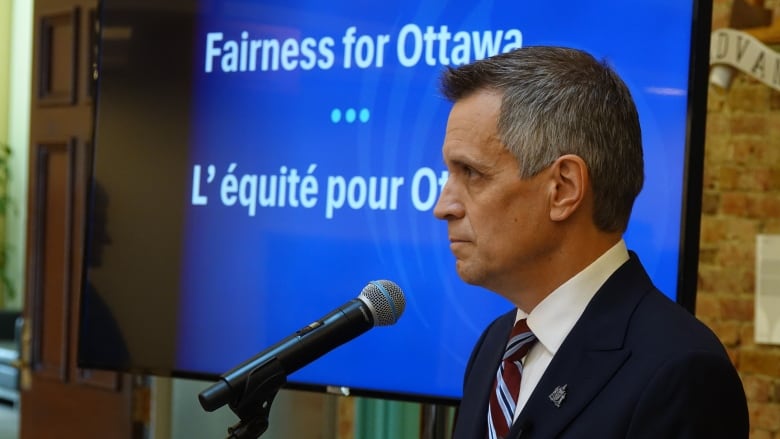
[511, 255, 652, 438]
[456, 311, 515, 439]
[511, 346, 631, 438]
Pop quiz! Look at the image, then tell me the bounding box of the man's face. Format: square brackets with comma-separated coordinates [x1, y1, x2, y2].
[433, 90, 555, 296]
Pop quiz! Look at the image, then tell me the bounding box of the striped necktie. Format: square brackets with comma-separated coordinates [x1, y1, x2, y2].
[487, 319, 537, 439]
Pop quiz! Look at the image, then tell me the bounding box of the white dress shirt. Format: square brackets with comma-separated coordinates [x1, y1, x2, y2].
[513, 239, 629, 420]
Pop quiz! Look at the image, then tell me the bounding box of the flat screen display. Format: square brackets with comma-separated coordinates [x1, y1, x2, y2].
[81, 0, 709, 403]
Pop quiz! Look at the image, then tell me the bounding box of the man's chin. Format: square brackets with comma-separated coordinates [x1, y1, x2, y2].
[454, 262, 483, 286]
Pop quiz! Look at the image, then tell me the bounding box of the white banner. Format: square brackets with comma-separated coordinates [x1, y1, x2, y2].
[710, 28, 780, 91]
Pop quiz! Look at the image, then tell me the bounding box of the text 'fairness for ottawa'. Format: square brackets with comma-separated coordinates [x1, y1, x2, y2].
[204, 23, 523, 73]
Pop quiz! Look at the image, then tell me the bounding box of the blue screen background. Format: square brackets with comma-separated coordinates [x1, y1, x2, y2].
[176, 0, 693, 401]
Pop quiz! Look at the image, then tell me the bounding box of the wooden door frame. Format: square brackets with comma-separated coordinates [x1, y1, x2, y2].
[19, 0, 140, 437]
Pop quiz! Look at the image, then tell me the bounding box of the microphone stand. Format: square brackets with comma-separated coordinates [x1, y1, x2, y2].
[222, 357, 287, 439]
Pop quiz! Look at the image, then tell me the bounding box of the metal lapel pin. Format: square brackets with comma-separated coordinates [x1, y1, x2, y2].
[549, 384, 567, 408]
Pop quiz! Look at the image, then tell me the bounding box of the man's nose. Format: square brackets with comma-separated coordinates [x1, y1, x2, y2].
[433, 180, 464, 220]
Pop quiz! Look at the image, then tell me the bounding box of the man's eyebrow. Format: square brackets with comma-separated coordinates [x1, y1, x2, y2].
[446, 149, 502, 170]
[444, 154, 480, 168]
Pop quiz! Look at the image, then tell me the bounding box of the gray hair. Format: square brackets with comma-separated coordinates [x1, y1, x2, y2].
[440, 46, 643, 233]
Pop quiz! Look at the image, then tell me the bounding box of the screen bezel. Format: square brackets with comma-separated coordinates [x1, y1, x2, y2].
[82, 0, 713, 406]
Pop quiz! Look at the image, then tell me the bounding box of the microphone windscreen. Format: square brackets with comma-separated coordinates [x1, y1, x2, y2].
[359, 280, 405, 326]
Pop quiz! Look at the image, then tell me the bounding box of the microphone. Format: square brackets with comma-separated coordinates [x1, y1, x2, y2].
[198, 280, 405, 412]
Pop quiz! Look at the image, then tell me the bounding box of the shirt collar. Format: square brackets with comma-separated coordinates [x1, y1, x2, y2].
[516, 240, 629, 356]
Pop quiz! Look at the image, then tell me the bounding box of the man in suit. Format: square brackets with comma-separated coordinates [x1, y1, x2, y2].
[433, 46, 749, 438]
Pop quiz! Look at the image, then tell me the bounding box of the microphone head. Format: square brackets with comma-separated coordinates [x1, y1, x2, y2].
[359, 280, 405, 326]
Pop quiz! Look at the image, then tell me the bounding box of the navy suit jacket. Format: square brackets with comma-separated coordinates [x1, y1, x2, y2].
[453, 254, 749, 439]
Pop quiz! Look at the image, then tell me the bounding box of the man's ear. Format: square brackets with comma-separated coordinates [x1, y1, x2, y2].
[548, 154, 588, 222]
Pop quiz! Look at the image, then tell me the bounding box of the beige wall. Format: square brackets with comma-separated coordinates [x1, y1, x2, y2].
[0, 0, 10, 143]
[0, 0, 32, 310]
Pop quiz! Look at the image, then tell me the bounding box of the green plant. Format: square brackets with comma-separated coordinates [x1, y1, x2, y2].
[0, 143, 15, 303]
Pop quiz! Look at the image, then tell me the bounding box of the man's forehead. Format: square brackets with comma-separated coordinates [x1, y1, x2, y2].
[448, 89, 502, 119]
[442, 129, 512, 169]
